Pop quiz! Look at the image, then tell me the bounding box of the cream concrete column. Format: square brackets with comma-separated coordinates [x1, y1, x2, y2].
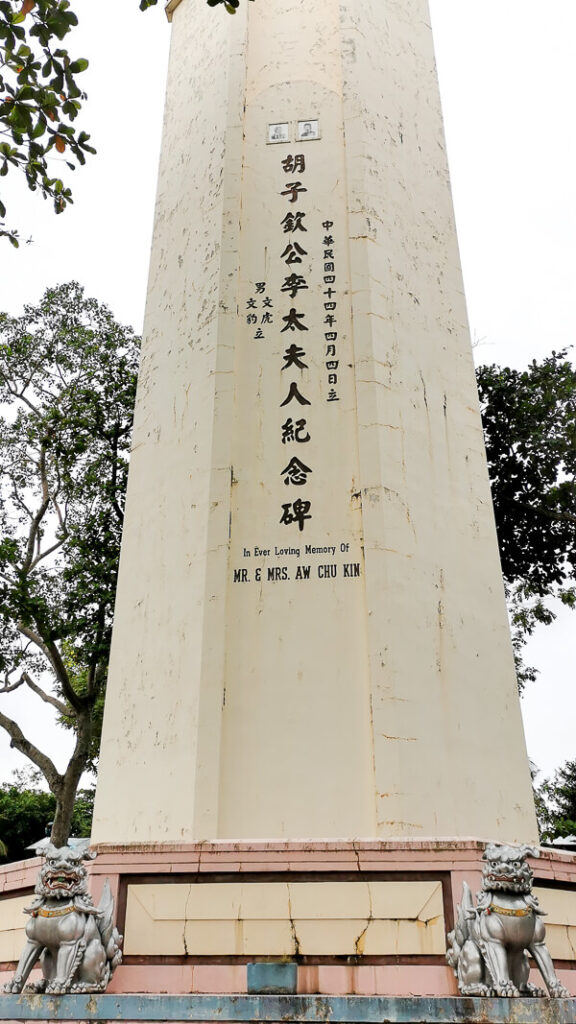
[92, 0, 537, 845]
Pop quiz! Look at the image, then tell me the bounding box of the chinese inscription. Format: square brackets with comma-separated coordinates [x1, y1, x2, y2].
[233, 123, 361, 582]
[245, 282, 274, 340]
[277, 152, 313, 532]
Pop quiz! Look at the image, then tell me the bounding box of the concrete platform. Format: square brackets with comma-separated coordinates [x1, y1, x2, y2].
[1, 993, 576, 1023]
[2, 841, 576, 998]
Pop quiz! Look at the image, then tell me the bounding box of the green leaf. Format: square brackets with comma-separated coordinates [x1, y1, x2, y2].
[68, 57, 88, 74]
[31, 118, 46, 138]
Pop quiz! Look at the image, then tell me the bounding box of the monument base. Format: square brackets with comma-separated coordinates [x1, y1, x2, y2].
[1, 841, 575, 997]
[1, 994, 576, 1024]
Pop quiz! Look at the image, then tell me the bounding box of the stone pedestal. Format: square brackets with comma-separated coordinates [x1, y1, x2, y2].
[2, 844, 576, 998]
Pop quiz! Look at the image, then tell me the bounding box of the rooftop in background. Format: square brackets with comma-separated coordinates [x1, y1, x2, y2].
[546, 836, 576, 852]
[25, 837, 91, 856]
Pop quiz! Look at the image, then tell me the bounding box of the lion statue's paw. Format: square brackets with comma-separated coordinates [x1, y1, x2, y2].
[460, 982, 493, 997]
[522, 982, 546, 998]
[548, 981, 570, 998]
[45, 979, 70, 995]
[3, 979, 24, 994]
[495, 981, 520, 997]
[24, 980, 47, 994]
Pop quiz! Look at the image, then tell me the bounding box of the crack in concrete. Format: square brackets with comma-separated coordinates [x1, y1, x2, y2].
[354, 884, 374, 956]
[182, 880, 193, 957]
[419, 369, 428, 408]
[287, 884, 301, 957]
[566, 924, 576, 960]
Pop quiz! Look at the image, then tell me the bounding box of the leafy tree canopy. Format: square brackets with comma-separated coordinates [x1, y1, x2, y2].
[535, 760, 576, 844]
[0, 282, 139, 846]
[477, 351, 576, 593]
[0, 769, 93, 862]
[0, 0, 251, 246]
[477, 350, 576, 688]
[0, 0, 95, 246]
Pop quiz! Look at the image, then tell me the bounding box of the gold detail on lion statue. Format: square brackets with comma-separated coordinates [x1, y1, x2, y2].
[447, 843, 570, 998]
[3, 844, 122, 995]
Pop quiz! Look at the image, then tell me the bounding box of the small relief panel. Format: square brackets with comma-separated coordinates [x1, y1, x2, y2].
[268, 123, 290, 144]
[297, 119, 320, 142]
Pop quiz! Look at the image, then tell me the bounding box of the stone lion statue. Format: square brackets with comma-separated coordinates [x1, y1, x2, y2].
[446, 843, 569, 998]
[4, 844, 122, 995]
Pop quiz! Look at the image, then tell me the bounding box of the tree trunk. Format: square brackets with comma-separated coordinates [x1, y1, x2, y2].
[50, 779, 80, 847]
[50, 712, 92, 847]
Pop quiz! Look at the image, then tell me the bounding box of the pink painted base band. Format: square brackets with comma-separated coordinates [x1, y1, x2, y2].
[1, 964, 574, 998]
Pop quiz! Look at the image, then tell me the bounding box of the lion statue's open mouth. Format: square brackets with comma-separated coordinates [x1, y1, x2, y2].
[43, 871, 81, 894]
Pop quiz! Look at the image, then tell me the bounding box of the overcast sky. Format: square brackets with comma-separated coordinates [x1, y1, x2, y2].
[0, 0, 574, 786]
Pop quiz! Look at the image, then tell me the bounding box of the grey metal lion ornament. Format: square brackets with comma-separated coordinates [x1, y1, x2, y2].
[447, 843, 569, 998]
[4, 844, 122, 995]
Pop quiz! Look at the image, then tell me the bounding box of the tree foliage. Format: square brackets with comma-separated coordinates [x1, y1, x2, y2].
[0, 282, 138, 845]
[0, 0, 252, 246]
[0, 0, 95, 246]
[477, 351, 576, 688]
[477, 351, 576, 593]
[139, 0, 253, 12]
[534, 761, 576, 843]
[0, 770, 93, 861]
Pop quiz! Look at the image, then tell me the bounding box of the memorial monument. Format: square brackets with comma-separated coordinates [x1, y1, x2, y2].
[2, 0, 576, 1010]
[93, 0, 537, 848]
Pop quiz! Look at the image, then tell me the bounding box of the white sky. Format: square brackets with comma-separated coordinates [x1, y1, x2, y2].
[0, 0, 574, 786]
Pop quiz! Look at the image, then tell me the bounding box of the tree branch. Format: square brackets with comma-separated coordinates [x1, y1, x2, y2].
[51, 479, 66, 532]
[0, 709, 63, 796]
[505, 497, 576, 527]
[21, 446, 50, 575]
[0, 676, 25, 694]
[0, 669, 69, 715]
[22, 672, 69, 717]
[9, 481, 34, 522]
[16, 622, 81, 713]
[29, 531, 68, 571]
[13, 388, 41, 418]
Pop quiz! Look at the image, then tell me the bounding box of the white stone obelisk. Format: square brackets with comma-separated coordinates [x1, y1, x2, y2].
[92, 0, 537, 845]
